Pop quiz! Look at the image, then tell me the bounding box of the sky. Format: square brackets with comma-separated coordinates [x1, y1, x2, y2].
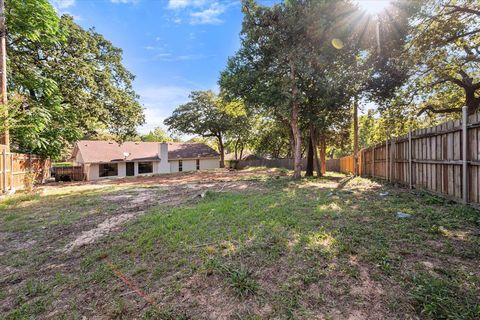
[49, 0, 379, 135]
[49, 0, 264, 134]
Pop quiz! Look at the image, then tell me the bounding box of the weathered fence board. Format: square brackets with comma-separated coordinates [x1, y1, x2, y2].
[0, 144, 50, 193]
[52, 166, 85, 181]
[331, 107, 480, 206]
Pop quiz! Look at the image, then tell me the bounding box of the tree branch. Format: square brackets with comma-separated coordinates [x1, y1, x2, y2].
[417, 105, 462, 117]
[445, 5, 480, 17]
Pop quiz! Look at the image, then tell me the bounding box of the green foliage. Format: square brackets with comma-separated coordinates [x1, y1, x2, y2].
[400, 0, 480, 115]
[411, 272, 480, 319]
[164, 91, 249, 166]
[3, 0, 144, 158]
[141, 127, 179, 142]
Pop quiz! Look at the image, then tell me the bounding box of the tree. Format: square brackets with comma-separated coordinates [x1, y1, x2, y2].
[141, 127, 179, 142]
[406, 0, 480, 116]
[221, 0, 356, 179]
[1, 0, 144, 158]
[164, 91, 245, 168]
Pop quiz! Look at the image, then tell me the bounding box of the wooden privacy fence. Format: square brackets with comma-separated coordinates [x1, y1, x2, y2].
[51, 166, 85, 181]
[331, 107, 480, 205]
[232, 158, 308, 170]
[0, 144, 50, 193]
[326, 159, 340, 172]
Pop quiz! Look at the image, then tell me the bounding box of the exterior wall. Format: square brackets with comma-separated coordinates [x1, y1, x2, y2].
[74, 150, 84, 166]
[200, 158, 220, 170]
[87, 163, 99, 180]
[169, 158, 219, 173]
[86, 158, 220, 180]
[182, 160, 196, 171]
[169, 160, 179, 173]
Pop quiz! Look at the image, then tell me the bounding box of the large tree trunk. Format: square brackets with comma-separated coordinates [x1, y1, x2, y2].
[465, 87, 480, 115]
[312, 129, 322, 178]
[353, 96, 359, 176]
[218, 135, 225, 168]
[305, 129, 314, 176]
[319, 133, 326, 175]
[289, 60, 302, 180]
[0, 0, 8, 147]
[288, 127, 295, 158]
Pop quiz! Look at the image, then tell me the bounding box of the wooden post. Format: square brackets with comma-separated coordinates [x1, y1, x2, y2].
[385, 140, 389, 180]
[0, 0, 8, 147]
[2, 148, 6, 193]
[462, 106, 468, 204]
[408, 132, 412, 189]
[9, 150, 13, 190]
[372, 146, 375, 178]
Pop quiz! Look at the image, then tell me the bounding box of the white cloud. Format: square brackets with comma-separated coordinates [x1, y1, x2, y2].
[167, 0, 206, 9]
[167, 0, 235, 25]
[190, 3, 225, 24]
[51, 0, 75, 9]
[154, 53, 207, 62]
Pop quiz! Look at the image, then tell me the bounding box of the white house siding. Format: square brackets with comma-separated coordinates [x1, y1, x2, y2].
[169, 160, 179, 173]
[169, 158, 220, 173]
[182, 160, 196, 171]
[86, 159, 219, 180]
[200, 158, 220, 170]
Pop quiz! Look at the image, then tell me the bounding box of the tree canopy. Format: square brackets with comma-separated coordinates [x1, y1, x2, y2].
[2, 0, 144, 158]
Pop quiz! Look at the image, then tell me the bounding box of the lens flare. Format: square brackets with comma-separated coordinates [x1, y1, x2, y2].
[331, 38, 344, 50]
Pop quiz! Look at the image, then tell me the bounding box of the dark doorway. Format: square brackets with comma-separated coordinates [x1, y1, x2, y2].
[126, 162, 135, 176]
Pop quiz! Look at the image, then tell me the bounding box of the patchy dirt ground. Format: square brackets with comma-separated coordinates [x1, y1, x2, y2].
[1, 168, 479, 319]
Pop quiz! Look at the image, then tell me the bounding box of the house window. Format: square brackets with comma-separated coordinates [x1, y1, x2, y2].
[196, 159, 200, 170]
[138, 162, 153, 174]
[179, 160, 183, 172]
[99, 163, 118, 177]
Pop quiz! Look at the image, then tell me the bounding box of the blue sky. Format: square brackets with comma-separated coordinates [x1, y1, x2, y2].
[49, 0, 268, 134]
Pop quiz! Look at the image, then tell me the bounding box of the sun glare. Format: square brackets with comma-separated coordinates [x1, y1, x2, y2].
[356, 0, 391, 15]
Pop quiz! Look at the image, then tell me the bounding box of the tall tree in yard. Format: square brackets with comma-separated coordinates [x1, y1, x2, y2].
[0, 0, 144, 158]
[221, 0, 354, 179]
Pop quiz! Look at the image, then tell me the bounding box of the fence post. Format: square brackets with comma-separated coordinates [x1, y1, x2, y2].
[372, 146, 375, 178]
[10, 151, 13, 190]
[2, 148, 6, 193]
[408, 132, 412, 189]
[462, 106, 468, 204]
[385, 140, 389, 180]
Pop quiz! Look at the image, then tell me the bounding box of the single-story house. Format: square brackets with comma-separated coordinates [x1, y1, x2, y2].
[71, 140, 220, 180]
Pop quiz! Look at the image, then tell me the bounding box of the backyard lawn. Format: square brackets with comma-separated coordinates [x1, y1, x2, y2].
[0, 168, 479, 319]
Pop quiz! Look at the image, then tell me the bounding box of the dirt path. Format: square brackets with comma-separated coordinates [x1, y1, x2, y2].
[60, 175, 266, 253]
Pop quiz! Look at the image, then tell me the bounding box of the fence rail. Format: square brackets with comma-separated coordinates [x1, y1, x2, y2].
[0, 144, 50, 193]
[331, 107, 480, 205]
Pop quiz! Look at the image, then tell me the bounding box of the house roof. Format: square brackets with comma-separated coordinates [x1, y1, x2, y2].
[73, 140, 219, 163]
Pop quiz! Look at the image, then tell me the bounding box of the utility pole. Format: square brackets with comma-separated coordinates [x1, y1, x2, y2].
[353, 96, 359, 176]
[0, 0, 8, 148]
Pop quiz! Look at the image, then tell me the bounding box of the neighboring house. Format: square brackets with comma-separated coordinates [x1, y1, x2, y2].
[71, 140, 220, 180]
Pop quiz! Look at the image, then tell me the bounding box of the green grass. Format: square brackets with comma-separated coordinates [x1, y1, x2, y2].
[1, 171, 479, 319]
